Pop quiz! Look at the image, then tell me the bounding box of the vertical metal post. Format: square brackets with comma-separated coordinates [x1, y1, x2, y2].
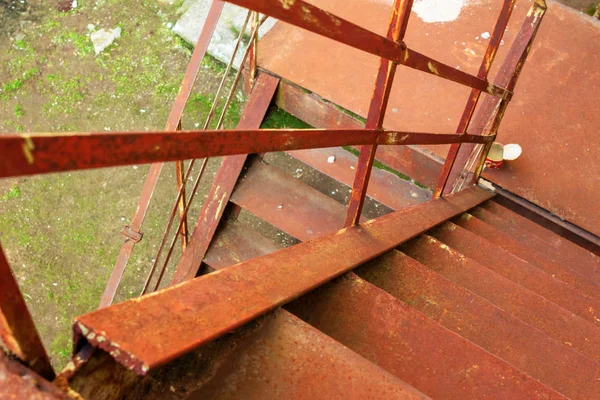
[0, 244, 54, 380]
[434, 0, 516, 198]
[344, 0, 413, 227]
[437, 1, 547, 195]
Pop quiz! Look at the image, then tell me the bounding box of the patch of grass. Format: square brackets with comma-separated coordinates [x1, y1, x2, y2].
[1, 185, 21, 201]
[14, 104, 24, 118]
[202, 54, 227, 74]
[1, 68, 39, 100]
[54, 31, 94, 57]
[584, 3, 597, 16]
[261, 106, 312, 129]
[42, 74, 86, 115]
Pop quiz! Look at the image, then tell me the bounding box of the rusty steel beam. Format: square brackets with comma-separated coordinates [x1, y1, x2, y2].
[171, 73, 280, 285]
[0, 245, 54, 380]
[223, 0, 510, 99]
[0, 129, 492, 179]
[72, 186, 492, 375]
[433, 0, 516, 198]
[0, 352, 67, 400]
[443, 1, 547, 194]
[97, 0, 225, 309]
[344, 0, 413, 227]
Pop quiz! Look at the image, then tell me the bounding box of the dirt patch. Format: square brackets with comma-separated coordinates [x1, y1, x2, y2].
[0, 0, 246, 369]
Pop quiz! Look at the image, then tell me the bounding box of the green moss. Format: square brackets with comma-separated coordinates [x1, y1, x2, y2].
[341, 146, 431, 189]
[53, 31, 94, 57]
[42, 74, 86, 115]
[201, 54, 227, 74]
[14, 104, 24, 118]
[261, 106, 312, 129]
[1, 185, 21, 201]
[584, 3, 597, 16]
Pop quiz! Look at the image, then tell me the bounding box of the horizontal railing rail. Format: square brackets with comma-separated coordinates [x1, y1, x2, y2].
[0, 129, 492, 178]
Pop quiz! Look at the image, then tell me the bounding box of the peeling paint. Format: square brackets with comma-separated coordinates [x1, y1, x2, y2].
[21, 136, 35, 165]
[427, 62, 440, 75]
[279, 0, 295, 10]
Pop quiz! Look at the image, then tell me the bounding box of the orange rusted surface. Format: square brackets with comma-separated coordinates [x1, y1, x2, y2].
[258, 0, 600, 236]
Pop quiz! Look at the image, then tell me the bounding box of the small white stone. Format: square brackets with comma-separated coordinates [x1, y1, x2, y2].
[481, 31, 491, 40]
[277, 204, 283, 209]
[327, 155, 336, 164]
[140, 109, 146, 113]
[133, 165, 138, 169]
[87, 24, 95, 31]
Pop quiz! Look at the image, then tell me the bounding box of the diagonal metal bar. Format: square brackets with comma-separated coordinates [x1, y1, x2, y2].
[0, 244, 54, 380]
[433, 0, 517, 198]
[97, 0, 225, 308]
[223, 0, 510, 99]
[0, 130, 492, 179]
[170, 72, 280, 285]
[344, 0, 413, 227]
[445, 1, 547, 193]
[73, 186, 493, 375]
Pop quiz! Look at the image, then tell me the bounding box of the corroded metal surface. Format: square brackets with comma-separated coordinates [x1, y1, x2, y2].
[482, 199, 600, 267]
[345, 0, 413, 227]
[431, 221, 600, 328]
[401, 234, 600, 365]
[0, 129, 492, 179]
[0, 246, 54, 380]
[287, 147, 430, 210]
[72, 187, 492, 375]
[354, 250, 600, 399]
[0, 353, 65, 399]
[170, 73, 280, 285]
[472, 205, 600, 283]
[434, 0, 518, 197]
[455, 213, 600, 303]
[286, 273, 564, 400]
[231, 160, 347, 239]
[185, 310, 429, 400]
[258, 0, 600, 236]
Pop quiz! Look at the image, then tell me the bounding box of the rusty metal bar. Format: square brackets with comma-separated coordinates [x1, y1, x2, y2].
[0, 245, 54, 380]
[203, 10, 252, 129]
[73, 186, 493, 375]
[442, 1, 547, 194]
[175, 161, 189, 251]
[248, 12, 259, 87]
[433, 0, 516, 198]
[215, 15, 268, 129]
[223, 0, 510, 99]
[97, 0, 225, 309]
[344, 0, 413, 227]
[0, 129, 492, 179]
[150, 158, 209, 292]
[170, 72, 280, 285]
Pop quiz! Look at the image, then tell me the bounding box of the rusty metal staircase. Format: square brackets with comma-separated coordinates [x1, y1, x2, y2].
[67, 143, 600, 399]
[3, 0, 600, 398]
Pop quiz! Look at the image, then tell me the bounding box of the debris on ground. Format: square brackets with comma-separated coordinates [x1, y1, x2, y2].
[90, 27, 121, 55]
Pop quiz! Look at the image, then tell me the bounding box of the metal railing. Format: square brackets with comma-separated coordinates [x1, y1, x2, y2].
[0, 0, 547, 382]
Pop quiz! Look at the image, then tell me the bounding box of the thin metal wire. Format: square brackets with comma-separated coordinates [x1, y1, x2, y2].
[204, 10, 252, 130]
[140, 159, 197, 295]
[216, 15, 268, 129]
[152, 158, 209, 291]
[145, 13, 269, 293]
